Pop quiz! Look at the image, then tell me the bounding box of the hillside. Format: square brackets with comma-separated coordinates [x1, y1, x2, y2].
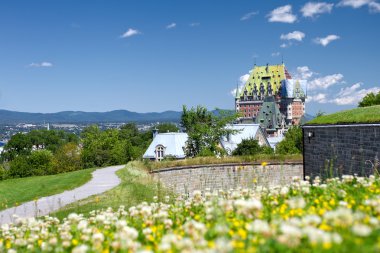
[307, 105, 380, 125]
[0, 109, 182, 124]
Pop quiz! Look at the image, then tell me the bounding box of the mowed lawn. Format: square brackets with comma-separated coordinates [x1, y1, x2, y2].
[53, 162, 172, 219]
[0, 168, 94, 210]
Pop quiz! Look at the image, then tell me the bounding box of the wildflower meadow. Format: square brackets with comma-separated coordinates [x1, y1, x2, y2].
[1, 175, 380, 252]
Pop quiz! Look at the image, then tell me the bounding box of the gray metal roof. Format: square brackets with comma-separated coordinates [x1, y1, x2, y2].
[143, 133, 188, 159]
[220, 124, 265, 154]
[267, 135, 284, 150]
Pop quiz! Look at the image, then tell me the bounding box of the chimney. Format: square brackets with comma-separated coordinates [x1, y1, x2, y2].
[152, 128, 159, 139]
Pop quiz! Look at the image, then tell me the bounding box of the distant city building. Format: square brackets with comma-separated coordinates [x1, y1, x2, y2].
[235, 63, 307, 136]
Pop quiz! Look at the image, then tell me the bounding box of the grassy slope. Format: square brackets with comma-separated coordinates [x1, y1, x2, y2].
[144, 154, 303, 171]
[54, 156, 302, 218]
[0, 168, 94, 210]
[307, 105, 380, 125]
[53, 162, 171, 219]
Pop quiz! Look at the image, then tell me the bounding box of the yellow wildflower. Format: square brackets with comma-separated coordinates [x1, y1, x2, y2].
[237, 228, 247, 240]
[323, 242, 332, 249]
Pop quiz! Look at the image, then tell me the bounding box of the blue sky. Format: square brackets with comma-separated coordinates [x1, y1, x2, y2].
[0, 0, 379, 115]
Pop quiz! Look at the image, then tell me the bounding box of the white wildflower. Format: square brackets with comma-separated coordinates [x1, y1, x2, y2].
[352, 224, 372, 237]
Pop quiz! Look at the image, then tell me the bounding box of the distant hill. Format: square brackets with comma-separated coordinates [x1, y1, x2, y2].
[0, 109, 312, 125]
[0, 109, 183, 124]
[303, 113, 315, 122]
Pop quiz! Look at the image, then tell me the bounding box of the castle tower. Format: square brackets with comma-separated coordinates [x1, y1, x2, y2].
[235, 62, 307, 135]
[235, 63, 292, 122]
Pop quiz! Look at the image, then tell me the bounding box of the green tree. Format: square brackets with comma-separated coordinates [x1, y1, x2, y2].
[28, 150, 54, 176]
[52, 142, 82, 173]
[81, 125, 134, 168]
[2, 133, 32, 161]
[232, 138, 262, 156]
[181, 106, 238, 157]
[2, 129, 78, 162]
[155, 123, 179, 133]
[29, 129, 79, 153]
[232, 138, 274, 156]
[8, 156, 30, 178]
[358, 91, 380, 107]
[276, 126, 303, 155]
[0, 164, 7, 180]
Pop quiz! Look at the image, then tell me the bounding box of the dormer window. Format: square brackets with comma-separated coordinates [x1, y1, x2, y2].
[155, 145, 165, 161]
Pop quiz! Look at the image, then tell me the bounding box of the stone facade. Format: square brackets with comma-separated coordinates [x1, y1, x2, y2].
[303, 124, 380, 178]
[151, 162, 303, 195]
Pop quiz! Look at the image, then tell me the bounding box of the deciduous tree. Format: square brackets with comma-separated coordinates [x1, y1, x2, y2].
[358, 91, 380, 107]
[181, 106, 238, 157]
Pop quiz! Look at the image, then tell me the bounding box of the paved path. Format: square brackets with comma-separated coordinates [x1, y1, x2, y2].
[0, 165, 125, 225]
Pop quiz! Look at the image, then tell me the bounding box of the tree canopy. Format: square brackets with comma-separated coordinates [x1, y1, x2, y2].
[181, 105, 239, 157]
[275, 126, 303, 155]
[358, 91, 380, 107]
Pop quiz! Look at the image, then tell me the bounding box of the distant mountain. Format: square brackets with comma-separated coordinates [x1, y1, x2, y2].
[0, 109, 183, 124]
[303, 113, 315, 122]
[0, 109, 310, 125]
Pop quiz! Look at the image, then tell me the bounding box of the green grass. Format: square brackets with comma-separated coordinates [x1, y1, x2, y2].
[53, 156, 302, 218]
[53, 162, 171, 219]
[307, 105, 380, 125]
[0, 168, 94, 210]
[143, 154, 303, 171]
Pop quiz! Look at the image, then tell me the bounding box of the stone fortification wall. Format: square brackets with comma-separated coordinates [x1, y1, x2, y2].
[151, 162, 303, 195]
[303, 124, 380, 178]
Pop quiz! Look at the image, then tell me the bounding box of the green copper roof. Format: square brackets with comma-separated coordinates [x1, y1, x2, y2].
[237, 64, 289, 99]
[255, 96, 283, 130]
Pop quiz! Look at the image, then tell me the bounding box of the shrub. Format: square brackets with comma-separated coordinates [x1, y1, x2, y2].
[52, 142, 82, 173]
[276, 126, 302, 155]
[232, 138, 262, 156]
[28, 150, 54, 176]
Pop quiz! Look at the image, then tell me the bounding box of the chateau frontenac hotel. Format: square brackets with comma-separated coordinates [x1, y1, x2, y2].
[235, 63, 307, 136]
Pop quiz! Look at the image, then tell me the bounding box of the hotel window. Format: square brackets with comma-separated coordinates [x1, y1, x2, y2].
[155, 145, 165, 161]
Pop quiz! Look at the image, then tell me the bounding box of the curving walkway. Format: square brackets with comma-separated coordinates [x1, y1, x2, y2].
[0, 165, 125, 225]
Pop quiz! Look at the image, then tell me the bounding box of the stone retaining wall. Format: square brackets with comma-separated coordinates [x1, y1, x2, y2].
[303, 124, 380, 178]
[151, 162, 303, 195]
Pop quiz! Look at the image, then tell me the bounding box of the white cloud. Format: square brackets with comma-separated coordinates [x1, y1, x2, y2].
[314, 34, 340, 46]
[307, 93, 328, 103]
[271, 52, 281, 57]
[308, 73, 344, 90]
[240, 11, 259, 21]
[280, 31, 305, 41]
[230, 73, 250, 96]
[120, 28, 141, 38]
[369, 1, 380, 12]
[29, 62, 53, 68]
[280, 43, 290, 48]
[301, 2, 334, 18]
[189, 22, 200, 27]
[267, 5, 297, 23]
[166, 23, 176, 29]
[338, 0, 380, 12]
[338, 0, 373, 8]
[295, 66, 315, 80]
[331, 83, 380, 105]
